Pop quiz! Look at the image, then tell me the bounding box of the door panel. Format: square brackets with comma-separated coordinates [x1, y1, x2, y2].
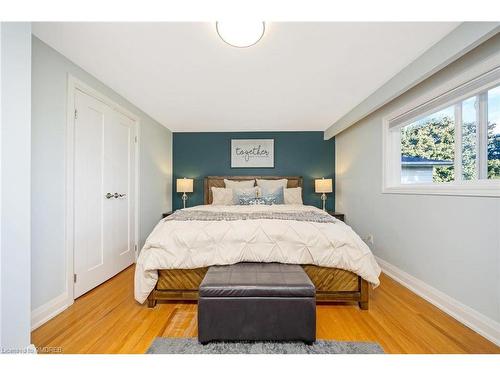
[105, 111, 136, 275]
[74, 91, 107, 298]
[74, 89, 136, 298]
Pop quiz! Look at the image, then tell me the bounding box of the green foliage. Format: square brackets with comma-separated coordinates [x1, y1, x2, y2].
[401, 116, 455, 182]
[401, 115, 500, 182]
[488, 129, 500, 179]
[461, 122, 477, 181]
[489, 159, 500, 179]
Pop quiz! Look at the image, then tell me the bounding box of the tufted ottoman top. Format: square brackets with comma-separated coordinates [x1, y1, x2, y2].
[199, 263, 315, 298]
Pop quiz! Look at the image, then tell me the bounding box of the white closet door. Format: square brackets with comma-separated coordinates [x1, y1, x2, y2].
[74, 89, 136, 298]
[104, 109, 136, 276]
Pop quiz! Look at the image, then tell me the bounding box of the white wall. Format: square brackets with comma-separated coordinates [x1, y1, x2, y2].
[31, 36, 172, 320]
[336, 34, 500, 326]
[139, 119, 173, 247]
[1, 22, 32, 350]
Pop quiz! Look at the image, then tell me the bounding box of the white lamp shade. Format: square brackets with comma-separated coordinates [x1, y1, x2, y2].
[315, 178, 333, 193]
[177, 178, 193, 193]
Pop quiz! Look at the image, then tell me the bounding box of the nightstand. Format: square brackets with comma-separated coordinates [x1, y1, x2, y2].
[162, 212, 173, 219]
[327, 211, 345, 222]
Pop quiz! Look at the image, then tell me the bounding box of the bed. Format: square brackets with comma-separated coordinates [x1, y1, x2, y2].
[136, 176, 381, 310]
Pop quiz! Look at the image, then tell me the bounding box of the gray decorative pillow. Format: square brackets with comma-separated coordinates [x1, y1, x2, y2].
[233, 187, 258, 205]
[260, 186, 285, 205]
[246, 198, 266, 205]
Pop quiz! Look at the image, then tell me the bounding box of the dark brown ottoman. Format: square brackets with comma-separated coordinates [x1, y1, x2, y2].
[198, 263, 316, 344]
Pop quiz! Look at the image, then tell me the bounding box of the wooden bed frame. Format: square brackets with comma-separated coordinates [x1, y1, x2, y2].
[146, 176, 369, 310]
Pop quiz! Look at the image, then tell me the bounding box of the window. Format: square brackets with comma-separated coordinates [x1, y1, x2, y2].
[488, 86, 500, 180]
[400, 105, 456, 184]
[383, 67, 500, 197]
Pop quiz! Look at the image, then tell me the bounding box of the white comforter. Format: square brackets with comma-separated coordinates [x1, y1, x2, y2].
[134, 204, 381, 303]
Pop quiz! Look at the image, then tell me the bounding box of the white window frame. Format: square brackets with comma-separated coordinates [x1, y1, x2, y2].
[383, 65, 500, 197]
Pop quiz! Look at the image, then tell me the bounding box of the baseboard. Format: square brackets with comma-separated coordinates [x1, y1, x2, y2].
[375, 256, 500, 347]
[31, 291, 69, 331]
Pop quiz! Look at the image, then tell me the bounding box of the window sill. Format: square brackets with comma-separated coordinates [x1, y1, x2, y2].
[382, 181, 500, 197]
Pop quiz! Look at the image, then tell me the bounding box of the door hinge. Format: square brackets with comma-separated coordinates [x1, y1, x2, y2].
[74, 109, 78, 120]
[134, 244, 138, 252]
[134, 136, 138, 143]
[74, 274, 77, 283]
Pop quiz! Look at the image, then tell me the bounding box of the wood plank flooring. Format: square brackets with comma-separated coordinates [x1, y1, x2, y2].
[31, 265, 500, 354]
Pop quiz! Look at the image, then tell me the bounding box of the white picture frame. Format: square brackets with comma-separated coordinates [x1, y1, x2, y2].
[231, 139, 275, 168]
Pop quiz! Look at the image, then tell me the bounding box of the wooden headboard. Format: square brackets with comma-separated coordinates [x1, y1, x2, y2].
[204, 176, 303, 205]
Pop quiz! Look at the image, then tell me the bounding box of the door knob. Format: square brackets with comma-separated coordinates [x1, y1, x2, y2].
[105, 193, 114, 199]
[113, 193, 120, 199]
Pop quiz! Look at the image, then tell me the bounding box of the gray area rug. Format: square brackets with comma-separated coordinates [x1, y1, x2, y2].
[147, 338, 384, 354]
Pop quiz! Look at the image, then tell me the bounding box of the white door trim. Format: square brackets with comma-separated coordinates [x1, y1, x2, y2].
[65, 74, 140, 307]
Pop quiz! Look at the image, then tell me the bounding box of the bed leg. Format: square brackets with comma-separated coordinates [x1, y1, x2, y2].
[147, 294, 157, 308]
[359, 278, 369, 310]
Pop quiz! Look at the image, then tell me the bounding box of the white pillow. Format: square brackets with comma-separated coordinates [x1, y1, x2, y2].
[256, 179, 288, 190]
[284, 187, 303, 205]
[211, 187, 234, 205]
[224, 179, 255, 189]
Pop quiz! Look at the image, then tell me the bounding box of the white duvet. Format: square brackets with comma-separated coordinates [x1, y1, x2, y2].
[134, 204, 381, 303]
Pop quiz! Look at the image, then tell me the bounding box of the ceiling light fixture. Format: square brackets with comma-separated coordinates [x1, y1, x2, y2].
[216, 22, 265, 48]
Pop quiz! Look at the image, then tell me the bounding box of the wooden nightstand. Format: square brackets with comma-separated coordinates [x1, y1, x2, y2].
[327, 211, 345, 222]
[162, 212, 173, 219]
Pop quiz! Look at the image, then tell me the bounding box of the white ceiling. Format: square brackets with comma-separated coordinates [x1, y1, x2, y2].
[33, 22, 459, 132]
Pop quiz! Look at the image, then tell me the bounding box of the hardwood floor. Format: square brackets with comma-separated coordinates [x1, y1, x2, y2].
[31, 265, 500, 354]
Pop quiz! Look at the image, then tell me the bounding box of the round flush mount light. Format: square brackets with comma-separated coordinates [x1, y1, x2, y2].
[216, 21, 265, 48]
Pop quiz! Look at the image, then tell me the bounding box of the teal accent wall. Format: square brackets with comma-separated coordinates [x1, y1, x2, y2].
[173, 132, 335, 210]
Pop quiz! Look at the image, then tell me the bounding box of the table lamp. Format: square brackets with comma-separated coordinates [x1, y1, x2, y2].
[315, 178, 333, 211]
[177, 178, 194, 209]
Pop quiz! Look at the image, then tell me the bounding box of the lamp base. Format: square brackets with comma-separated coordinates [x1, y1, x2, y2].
[181, 193, 188, 209]
[321, 193, 327, 211]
